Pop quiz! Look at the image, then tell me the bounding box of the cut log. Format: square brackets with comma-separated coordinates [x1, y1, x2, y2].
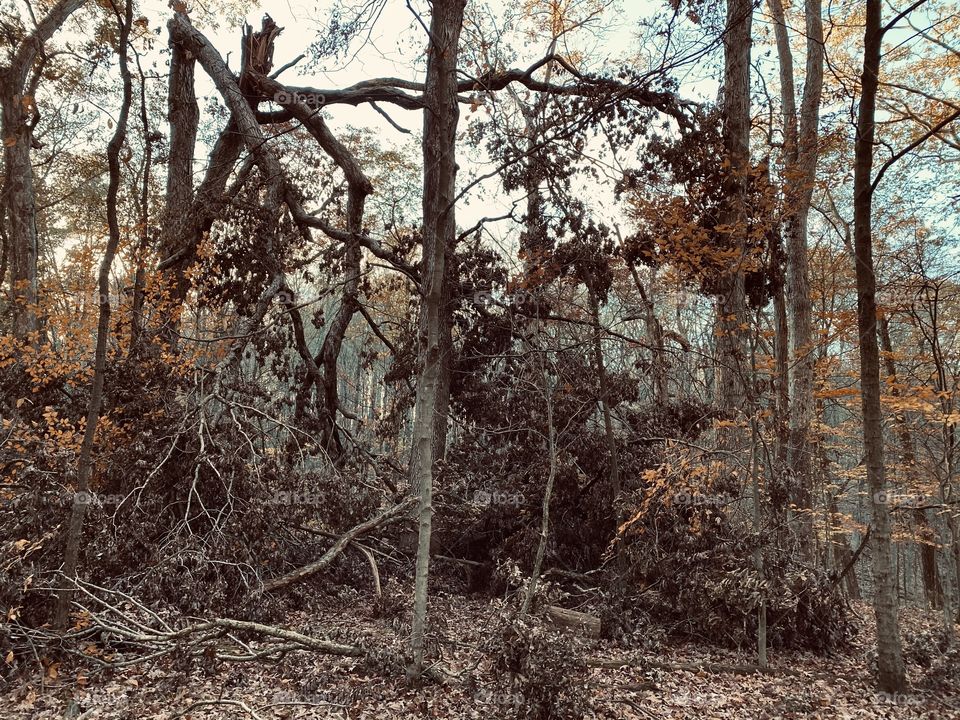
[545, 605, 601, 638]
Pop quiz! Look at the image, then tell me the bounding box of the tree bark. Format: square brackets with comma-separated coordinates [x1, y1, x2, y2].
[769, 0, 824, 557]
[852, 0, 906, 693]
[715, 0, 753, 456]
[544, 605, 601, 637]
[156, 31, 198, 317]
[407, 0, 465, 682]
[1, 0, 86, 341]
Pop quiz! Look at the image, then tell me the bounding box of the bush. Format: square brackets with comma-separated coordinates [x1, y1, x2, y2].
[483, 613, 589, 720]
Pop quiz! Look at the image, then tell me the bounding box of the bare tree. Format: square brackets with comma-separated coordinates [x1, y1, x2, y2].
[407, 0, 466, 682]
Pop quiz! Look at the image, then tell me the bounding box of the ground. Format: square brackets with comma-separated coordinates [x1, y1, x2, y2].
[2, 594, 958, 719]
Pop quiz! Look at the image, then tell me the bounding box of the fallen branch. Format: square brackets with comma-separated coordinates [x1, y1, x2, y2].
[260, 497, 415, 593]
[171, 699, 266, 720]
[23, 577, 452, 686]
[355, 543, 382, 597]
[831, 525, 871, 589]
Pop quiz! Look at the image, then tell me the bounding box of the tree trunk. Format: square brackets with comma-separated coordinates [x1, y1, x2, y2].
[156, 33, 198, 319]
[130, 61, 155, 353]
[56, 0, 132, 627]
[628, 263, 667, 405]
[769, 0, 823, 558]
[1, 0, 86, 341]
[716, 0, 752, 456]
[852, 0, 905, 693]
[408, 0, 465, 682]
[521, 343, 557, 617]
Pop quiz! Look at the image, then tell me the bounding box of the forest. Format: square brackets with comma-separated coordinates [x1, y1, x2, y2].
[1, 0, 959, 717]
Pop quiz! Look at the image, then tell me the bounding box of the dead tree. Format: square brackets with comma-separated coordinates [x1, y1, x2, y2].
[56, 0, 133, 627]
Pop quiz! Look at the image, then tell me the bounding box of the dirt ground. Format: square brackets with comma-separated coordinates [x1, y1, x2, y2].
[2, 594, 958, 719]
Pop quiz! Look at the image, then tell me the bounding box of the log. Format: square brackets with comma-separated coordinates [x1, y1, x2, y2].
[545, 605, 601, 638]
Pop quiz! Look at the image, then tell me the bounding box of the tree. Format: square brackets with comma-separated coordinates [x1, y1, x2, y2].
[768, 0, 823, 556]
[407, 0, 466, 681]
[1, 0, 87, 341]
[55, 0, 132, 627]
[715, 0, 752, 454]
[852, 0, 905, 693]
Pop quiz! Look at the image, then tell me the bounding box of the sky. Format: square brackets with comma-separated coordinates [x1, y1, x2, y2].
[26, 0, 956, 287]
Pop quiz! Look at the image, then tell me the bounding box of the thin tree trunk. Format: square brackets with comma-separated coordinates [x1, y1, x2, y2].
[852, 0, 905, 692]
[407, 0, 465, 681]
[770, 222, 790, 479]
[750, 419, 767, 667]
[56, 0, 132, 627]
[130, 55, 154, 352]
[521, 344, 557, 617]
[628, 263, 667, 405]
[588, 288, 622, 541]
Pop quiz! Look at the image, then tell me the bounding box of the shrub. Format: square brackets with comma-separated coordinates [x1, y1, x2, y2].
[484, 613, 588, 720]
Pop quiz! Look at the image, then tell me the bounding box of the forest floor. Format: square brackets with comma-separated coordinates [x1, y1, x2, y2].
[2, 592, 958, 720]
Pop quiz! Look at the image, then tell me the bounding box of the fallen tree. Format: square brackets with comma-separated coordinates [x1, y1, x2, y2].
[259, 497, 416, 594]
